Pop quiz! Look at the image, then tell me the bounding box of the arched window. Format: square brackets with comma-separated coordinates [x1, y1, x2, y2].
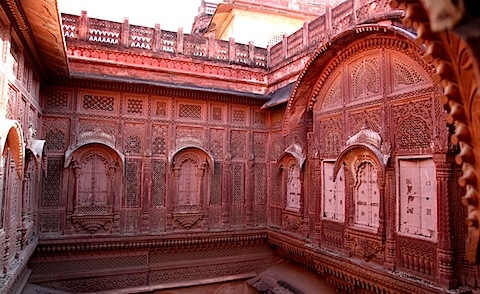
[286, 163, 301, 211]
[78, 152, 109, 206]
[322, 161, 345, 222]
[354, 161, 380, 228]
[177, 157, 200, 206]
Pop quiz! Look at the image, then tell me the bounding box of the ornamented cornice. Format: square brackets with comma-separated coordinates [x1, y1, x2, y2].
[44, 78, 268, 106]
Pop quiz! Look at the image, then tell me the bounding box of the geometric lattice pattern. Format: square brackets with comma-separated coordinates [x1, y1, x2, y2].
[232, 164, 244, 203]
[152, 160, 165, 207]
[82, 94, 114, 111]
[231, 131, 246, 159]
[124, 135, 142, 154]
[41, 213, 61, 232]
[232, 109, 246, 123]
[155, 102, 167, 116]
[212, 107, 222, 121]
[46, 91, 68, 108]
[126, 98, 143, 114]
[397, 116, 431, 150]
[253, 132, 267, 159]
[254, 163, 266, 204]
[124, 159, 141, 207]
[254, 111, 267, 125]
[394, 59, 424, 87]
[45, 129, 66, 151]
[210, 162, 222, 205]
[152, 125, 168, 156]
[210, 129, 224, 158]
[179, 104, 201, 119]
[42, 157, 64, 207]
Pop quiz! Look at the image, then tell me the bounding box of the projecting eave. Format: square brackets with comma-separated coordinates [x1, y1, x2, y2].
[18, 0, 69, 77]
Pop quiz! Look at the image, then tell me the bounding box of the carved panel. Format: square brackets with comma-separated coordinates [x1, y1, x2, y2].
[124, 159, 141, 207]
[124, 123, 145, 155]
[82, 93, 115, 112]
[231, 164, 245, 226]
[152, 125, 168, 156]
[322, 74, 342, 109]
[211, 105, 223, 122]
[42, 156, 64, 207]
[317, 118, 343, 158]
[6, 85, 16, 120]
[123, 210, 140, 232]
[153, 99, 168, 117]
[178, 103, 202, 120]
[254, 163, 267, 225]
[350, 57, 380, 100]
[393, 58, 425, 88]
[46, 91, 69, 109]
[397, 237, 436, 278]
[40, 213, 61, 232]
[346, 230, 384, 262]
[43, 118, 69, 152]
[152, 160, 165, 207]
[77, 120, 116, 148]
[254, 110, 267, 126]
[253, 132, 267, 159]
[210, 162, 222, 205]
[231, 107, 247, 124]
[270, 132, 283, 160]
[347, 109, 381, 137]
[396, 116, 431, 150]
[231, 130, 246, 159]
[322, 221, 344, 249]
[176, 126, 204, 149]
[125, 97, 144, 115]
[210, 128, 224, 158]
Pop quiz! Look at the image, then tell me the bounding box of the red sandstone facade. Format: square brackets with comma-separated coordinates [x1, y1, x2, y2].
[1, 0, 480, 293]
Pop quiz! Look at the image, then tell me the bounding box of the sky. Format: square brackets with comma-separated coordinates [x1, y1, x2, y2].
[57, 0, 218, 33]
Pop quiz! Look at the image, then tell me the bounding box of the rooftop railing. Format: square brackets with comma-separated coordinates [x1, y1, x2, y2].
[61, 0, 395, 69]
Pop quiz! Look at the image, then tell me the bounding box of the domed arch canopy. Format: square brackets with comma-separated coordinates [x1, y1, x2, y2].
[278, 143, 306, 169]
[333, 143, 388, 181]
[169, 146, 214, 173]
[0, 119, 25, 180]
[283, 24, 420, 136]
[64, 142, 125, 169]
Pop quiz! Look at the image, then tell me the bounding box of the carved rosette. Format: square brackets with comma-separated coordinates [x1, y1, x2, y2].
[345, 230, 385, 262]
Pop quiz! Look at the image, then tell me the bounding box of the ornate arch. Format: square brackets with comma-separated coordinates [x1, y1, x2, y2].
[65, 142, 125, 169]
[278, 143, 306, 169]
[170, 146, 214, 173]
[0, 119, 24, 179]
[283, 23, 429, 135]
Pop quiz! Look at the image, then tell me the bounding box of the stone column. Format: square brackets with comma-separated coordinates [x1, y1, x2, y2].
[384, 166, 396, 270]
[434, 153, 456, 288]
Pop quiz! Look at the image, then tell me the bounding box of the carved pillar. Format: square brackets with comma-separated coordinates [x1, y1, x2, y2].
[377, 171, 386, 238]
[245, 154, 254, 227]
[312, 156, 323, 244]
[384, 166, 396, 270]
[222, 155, 231, 227]
[141, 156, 150, 232]
[434, 153, 457, 288]
[167, 164, 180, 230]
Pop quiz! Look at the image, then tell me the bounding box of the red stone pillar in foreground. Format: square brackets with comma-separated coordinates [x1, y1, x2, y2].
[434, 153, 457, 288]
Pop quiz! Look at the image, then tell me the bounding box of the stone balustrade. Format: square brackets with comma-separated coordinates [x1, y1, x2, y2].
[61, 0, 395, 69]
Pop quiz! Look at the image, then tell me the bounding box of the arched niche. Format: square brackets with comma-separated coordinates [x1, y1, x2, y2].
[278, 146, 305, 214]
[0, 119, 24, 180]
[170, 147, 213, 230]
[334, 143, 386, 231]
[65, 143, 123, 234]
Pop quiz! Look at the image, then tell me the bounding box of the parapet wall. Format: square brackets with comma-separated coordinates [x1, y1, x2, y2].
[61, 0, 397, 70]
